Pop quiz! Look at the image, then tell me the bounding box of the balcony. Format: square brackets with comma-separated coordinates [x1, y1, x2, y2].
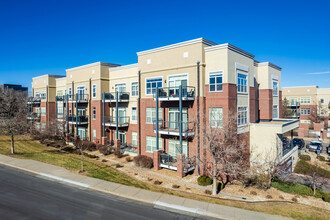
[153, 86, 195, 101]
[56, 95, 65, 102]
[120, 143, 138, 155]
[288, 101, 300, 107]
[160, 153, 196, 173]
[27, 113, 41, 120]
[27, 97, 41, 104]
[103, 92, 129, 102]
[56, 113, 65, 121]
[68, 94, 89, 103]
[103, 116, 130, 127]
[153, 121, 195, 137]
[67, 115, 89, 125]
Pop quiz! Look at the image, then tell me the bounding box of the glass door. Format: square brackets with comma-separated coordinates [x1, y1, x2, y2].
[168, 139, 188, 157]
[77, 86, 85, 100]
[118, 107, 126, 123]
[119, 132, 126, 146]
[78, 127, 86, 140]
[168, 108, 187, 130]
[115, 83, 126, 93]
[168, 75, 188, 96]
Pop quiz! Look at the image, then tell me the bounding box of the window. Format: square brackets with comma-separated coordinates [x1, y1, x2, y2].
[35, 107, 40, 115]
[168, 139, 188, 157]
[300, 97, 311, 104]
[320, 98, 324, 104]
[273, 105, 278, 118]
[209, 108, 223, 128]
[57, 106, 63, 115]
[146, 78, 162, 95]
[41, 123, 46, 130]
[115, 83, 126, 93]
[93, 107, 96, 120]
[146, 136, 163, 152]
[35, 123, 40, 130]
[93, 129, 96, 142]
[41, 107, 46, 116]
[273, 81, 278, 96]
[209, 72, 223, 92]
[92, 85, 96, 98]
[238, 107, 248, 126]
[57, 90, 63, 96]
[300, 108, 310, 115]
[64, 89, 67, 95]
[287, 97, 298, 106]
[40, 91, 46, 100]
[146, 108, 162, 124]
[131, 82, 138, 96]
[168, 108, 188, 130]
[131, 107, 137, 121]
[35, 92, 40, 98]
[237, 73, 247, 93]
[69, 88, 72, 95]
[300, 119, 311, 124]
[132, 132, 137, 146]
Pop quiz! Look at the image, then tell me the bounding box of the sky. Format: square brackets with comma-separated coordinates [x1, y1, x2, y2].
[0, 0, 330, 91]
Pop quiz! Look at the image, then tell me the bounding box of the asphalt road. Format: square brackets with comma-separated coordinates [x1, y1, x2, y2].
[0, 165, 204, 220]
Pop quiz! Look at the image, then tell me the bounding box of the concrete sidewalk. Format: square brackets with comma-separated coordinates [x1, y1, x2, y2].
[0, 154, 289, 220]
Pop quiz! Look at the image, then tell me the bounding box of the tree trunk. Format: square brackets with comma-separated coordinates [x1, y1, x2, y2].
[313, 180, 316, 196]
[212, 158, 217, 195]
[11, 134, 15, 154]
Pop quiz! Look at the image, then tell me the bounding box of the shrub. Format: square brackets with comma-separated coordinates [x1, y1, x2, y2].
[292, 197, 298, 202]
[81, 141, 96, 151]
[241, 174, 270, 189]
[299, 154, 311, 161]
[197, 176, 213, 186]
[250, 191, 257, 195]
[271, 177, 314, 196]
[114, 150, 123, 158]
[126, 157, 133, 162]
[99, 146, 114, 155]
[322, 193, 330, 202]
[115, 164, 123, 168]
[62, 146, 75, 153]
[154, 180, 162, 185]
[266, 195, 273, 199]
[172, 184, 180, 189]
[86, 154, 98, 159]
[204, 190, 212, 195]
[279, 195, 284, 199]
[96, 144, 103, 150]
[133, 155, 153, 168]
[102, 159, 107, 162]
[317, 155, 325, 161]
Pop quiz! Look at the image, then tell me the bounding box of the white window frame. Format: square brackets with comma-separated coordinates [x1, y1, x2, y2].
[40, 91, 46, 100]
[146, 136, 163, 153]
[115, 83, 126, 93]
[272, 81, 278, 96]
[300, 108, 311, 115]
[93, 107, 96, 120]
[131, 82, 138, 97]
[131, 107, 137, 121]
[93, 129, 96, 142]
[41, 107, 46, 116]
[237, 73, 248, 94]
[56, 90, 63, 96]
[209, 107, 223, 128]
[273, 105, 279, 118]
[237, 106, 248, 127]
[132, 132, 137, 146]
[300, 96, 311, 104]
[168, 139, 188, 157]
[209, 71, 223, 92]
[146, 108, 162, 124]
[92, 84, 96, 98]
[145, 76, 163, 96]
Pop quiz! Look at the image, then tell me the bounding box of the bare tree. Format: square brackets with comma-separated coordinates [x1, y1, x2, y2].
[74, 139, 90, 172]
[309, 101, 326, 124]
[0, 88, 28, 154]
[282, 97, 295, 118]
[201, 113, 248, 195]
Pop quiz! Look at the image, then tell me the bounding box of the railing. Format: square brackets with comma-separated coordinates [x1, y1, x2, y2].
[56, 112, 65, 119]
[183, 156, 196, 172]
[67, 94, 89, 102]
[160, 153, 177, 169]
[288, 101, 300, 107]
[27, 113, 41, 119]
[120, 143, 138, 154]
[27, 97, 41, 103]
[56, 95, 65, 102]
[67, 115, 89, 123]
[153, 86, 195, 100]
[283, 140, 295, 156]
[104, 92, 130, 102]
[153, 120, 195, 134]
[104, 116, 130, 125]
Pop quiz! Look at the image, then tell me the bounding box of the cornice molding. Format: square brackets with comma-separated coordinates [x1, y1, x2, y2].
[205, 43, 255, 59]
[66, 61, 121, 72]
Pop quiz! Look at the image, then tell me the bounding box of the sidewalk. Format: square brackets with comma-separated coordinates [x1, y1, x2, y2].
[0, 154, 289, 220]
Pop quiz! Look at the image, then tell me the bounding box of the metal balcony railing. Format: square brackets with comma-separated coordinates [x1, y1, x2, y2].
[159, 154, 196, 173]
[103, 116, 130, 126]
[67, 94, 89, 102]
[27, 97, 41, 104]
[104, 92, 130, 102]
[153, 86, 195, 100]
[153, 120, 195, 136]
[120, 143, 138, 154]
[56, 95, 65, 102]
[67, 115, 88, 124]
[288, 101, 300, 107]
[27, 113, 41, 120]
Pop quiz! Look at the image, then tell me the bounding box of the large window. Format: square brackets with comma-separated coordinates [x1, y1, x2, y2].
[146, 78, 162, 95]
[131, 82, 138, 96]
[273, 81, 278, 96]
[40, 91, 46, 100]
[132, 132, 137, 146]
[300, 97, 311, 104]
[41, 107, 46, 116]
[209, 72, 223, 92]
[57, 106, 63, 115]
[209, 108, 223, 128]
[300, 108, 310, 115]
[93, 129, 96, 142]
[41, 123, 46, 130]
[273, 105, 278, 118]
[146, 136, 163, 152]
[146, 108, 162, 124]
[69, 88, 72, 95]
[287, 97, 298, 106]
[35, 92, 40, 98]
[238, 106, 248, 126]
[57, 90, 63, 96]
[237, 73, 247, 93]
[131, 107, 137, 121]
[115, 83, 126, 93]
[168, 108, 187, 130]
[93, 107, 96, 120]
[168, 139, 188, 157]
[92, 85, 96, 98]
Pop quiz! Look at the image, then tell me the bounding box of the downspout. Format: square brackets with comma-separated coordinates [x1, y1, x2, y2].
[102, 92, 105, 138]
[138, 70, 141, 155]
[156, 86, 159, 150]
[46, 85, 49, 128]
[197, 61, 200, 176]
[66, 94, 69, 134]
[89, 78, 92, 141]
[179, 85, 182, 154]
[76, 93, 78, 137]
[116, 91, 119, 140]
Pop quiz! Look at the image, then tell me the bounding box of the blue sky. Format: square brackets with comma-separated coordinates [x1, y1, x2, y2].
[1, 0, 329, 91]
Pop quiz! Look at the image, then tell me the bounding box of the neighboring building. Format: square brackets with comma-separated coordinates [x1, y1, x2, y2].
[28, 38, 299, 177]
[282, 86, 330, 129]
[0, 84, 28, 95]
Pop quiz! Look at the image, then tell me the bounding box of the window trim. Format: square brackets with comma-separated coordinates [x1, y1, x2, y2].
[131, 82, 139, 97]
[208, 71, 223, 93]
[300, 108, 311, 115]
[300, 96, 311, 104]
[132, 132, 137, 146]
[237, 106, 248, 127]
[273, 105, 279, 119]
[272, 81, 278, 96]
[237, 72, 248, 94]
[145, 76, 163, 96]
[146, 136, 163, 153]
[146, 107, 162, 124]
[131, 107, 137, 121]
[93, 129, 96, 142]
[92, 84, 96, 98]
[92, 107, 96, 120]
[209, 107, 223, 128]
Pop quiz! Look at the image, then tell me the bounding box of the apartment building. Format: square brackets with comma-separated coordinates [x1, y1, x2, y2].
[282, 86, 330, 129]
[28, 38, 299, 176]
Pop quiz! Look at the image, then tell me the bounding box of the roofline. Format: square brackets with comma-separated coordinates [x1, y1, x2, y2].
[283, 85, 319, 89]
[255, 61, 282, 71]
[32, 74, 65, 80]
[205, 43, 255, 59]
[55, 77, 67, 81]
[109, 63, 138, 71]
[66, 61, 121, 72]
[136, 38, 217, 56]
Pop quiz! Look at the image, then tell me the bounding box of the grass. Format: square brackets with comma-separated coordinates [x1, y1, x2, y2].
[0, 135, 329, 220]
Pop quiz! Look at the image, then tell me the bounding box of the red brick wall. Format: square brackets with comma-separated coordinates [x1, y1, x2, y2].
[259, 89, 273, 120]
[250, 87, 256, 123]
[279, 91, 283, 118]
[90, 100, 103, 143]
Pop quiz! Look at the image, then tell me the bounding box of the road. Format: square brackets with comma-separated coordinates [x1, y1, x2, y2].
[0, 165, 204, 220]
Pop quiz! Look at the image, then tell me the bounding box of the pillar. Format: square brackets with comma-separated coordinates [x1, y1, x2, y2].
[177, 154, 185, 178]
[153, 150, 162, 171]
[114, 139, 121, 152]
[101, 137, 107, 145]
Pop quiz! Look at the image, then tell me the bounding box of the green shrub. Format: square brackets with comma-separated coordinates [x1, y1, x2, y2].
[322, 193, 330, 202]
[197, 175, 213, 186]
[317, 155, 325, 161]
[299, 154, 311, 161]
[62, 146, 75, 153]
[294, 160, 330, 178]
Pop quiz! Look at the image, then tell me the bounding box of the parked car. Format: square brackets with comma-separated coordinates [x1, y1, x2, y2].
[282, 137, 289, 146]
[292, 138, 305, 150]
[308, 139, 323, 152]
[327, 145, 330, 155]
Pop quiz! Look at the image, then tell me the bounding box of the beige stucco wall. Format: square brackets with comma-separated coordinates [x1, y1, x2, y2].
[317, 88, 330, 117]
[32, 75, 63, 102]
[282, 86, 318, 105]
